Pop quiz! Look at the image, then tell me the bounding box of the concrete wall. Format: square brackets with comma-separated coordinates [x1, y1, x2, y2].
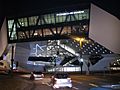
[89, 4, 120, 54]
[14, 42, 45, 71]
[89, 55, 120, 71]
[79, 54, 120, 72]
[14, 42, 30, 66]
[0, 18, 8, 56]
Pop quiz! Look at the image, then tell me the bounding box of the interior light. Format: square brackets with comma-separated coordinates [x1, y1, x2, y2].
[34, 33, 38, 35]
[97, 45, 100, 47]
[80, 58, 83, 62]
[56, 11, 84, 16]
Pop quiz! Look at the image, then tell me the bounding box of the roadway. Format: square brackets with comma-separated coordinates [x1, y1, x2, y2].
[0, 72, 120, 90]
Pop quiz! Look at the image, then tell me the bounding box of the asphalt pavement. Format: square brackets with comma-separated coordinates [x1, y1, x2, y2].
[0, 72, 120, 90]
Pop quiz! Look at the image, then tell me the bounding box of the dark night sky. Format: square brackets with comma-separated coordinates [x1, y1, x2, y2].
[1, 0, 120, 19]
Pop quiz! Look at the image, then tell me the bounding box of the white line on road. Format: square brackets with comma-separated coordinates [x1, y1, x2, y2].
[46, 83, 51, 86]
[42, 82, 51, 87]
[89, 83, 98, 87]
[72, 87, 79, 90]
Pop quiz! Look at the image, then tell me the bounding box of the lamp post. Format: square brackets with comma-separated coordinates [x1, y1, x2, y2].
[79, 58, 83, 74]
[11, 45, 14, 73]
[74, 37, 85, 74]
[86, 60, 90, 75]
[71, 36, 92, 75]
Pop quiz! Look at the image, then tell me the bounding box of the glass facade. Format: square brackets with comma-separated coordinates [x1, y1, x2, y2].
[7, 9, 89, 41]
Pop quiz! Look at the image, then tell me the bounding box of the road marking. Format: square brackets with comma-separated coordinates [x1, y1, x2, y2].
[46, 83, 51, 86]
[72, 87, 79, 90]
[42, 82, 51, 87]
[89, 83, 98, 87]
[42, 82, 45, 84]
[73, 80, 82, 84]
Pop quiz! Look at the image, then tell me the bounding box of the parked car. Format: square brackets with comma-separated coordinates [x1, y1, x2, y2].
[30, 71, 44, 80]
[51, 72, 72, 89]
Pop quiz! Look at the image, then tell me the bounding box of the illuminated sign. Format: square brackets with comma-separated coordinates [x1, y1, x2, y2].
[56, 11, 84, 16]
[31, 44, 46, 57]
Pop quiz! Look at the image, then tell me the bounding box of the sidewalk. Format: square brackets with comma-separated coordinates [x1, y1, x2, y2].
[0, 74, 34, 90]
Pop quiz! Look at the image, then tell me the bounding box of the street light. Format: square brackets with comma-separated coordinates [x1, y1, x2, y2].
[75, 37, 85, 58]
[72, 36, 85, 74]
[75, 37, 85, 48]
[70, 35, 93, 75]
[11, 45, 14, 73]
[79, 58, 83, 74]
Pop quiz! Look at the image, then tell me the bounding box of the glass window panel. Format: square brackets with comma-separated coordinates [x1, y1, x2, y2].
[78, 14, 83, 20]
[43, 29, 52, 36]
[45, 14, 50, 24]
[18, 18, 22, 26]
[18, 18, 28, 27]
[50, 14, 53, 24]
[58, 16, 63, 23]
[56, 16, 59, 23]
[38, 19, 41, 25]
[44, 15, 48, 24]
[41, 19, 45, 25]
[24, 20, 28, 26]
[86, 13, 89, 19]
[62, 15, 66, 22]
[74, 14, 79, 20]
[51, 14, 55, 24]
[47, 19, 50, 24]
[29, 16, 38, 26]
[71, 15, 75, 21]
[67, 15, 70, 22]
[51, 17, 55, 23]
[82, 13, 87, 19]
[18, 32, 26, 39]
[8, 20, 14, 29]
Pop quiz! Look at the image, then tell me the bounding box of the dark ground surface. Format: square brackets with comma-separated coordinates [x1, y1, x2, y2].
[0, 72, 120, 90]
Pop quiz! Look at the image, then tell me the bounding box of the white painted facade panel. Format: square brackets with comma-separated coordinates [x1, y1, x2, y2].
[0, 18, 8, 57]
[89, 4, 120, 54]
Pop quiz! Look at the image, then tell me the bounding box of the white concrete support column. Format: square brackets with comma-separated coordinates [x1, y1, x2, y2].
[89, 4, 120, 54]
[0, 18, 8, 56]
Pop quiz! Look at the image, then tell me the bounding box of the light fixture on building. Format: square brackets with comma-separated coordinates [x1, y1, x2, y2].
[56, 11, 84, 16]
